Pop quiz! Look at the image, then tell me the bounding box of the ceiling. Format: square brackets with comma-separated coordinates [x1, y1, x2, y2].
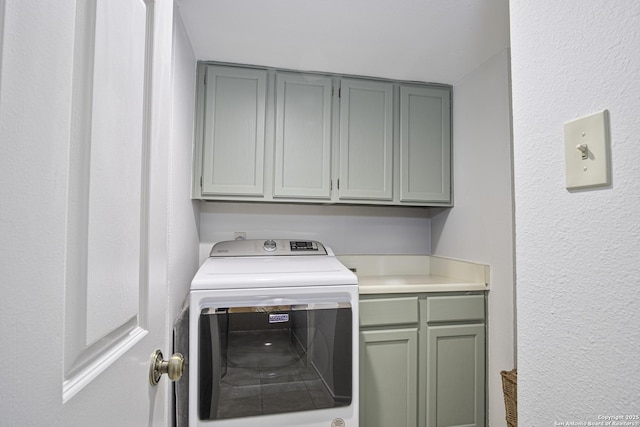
[176, 0, 510, 85]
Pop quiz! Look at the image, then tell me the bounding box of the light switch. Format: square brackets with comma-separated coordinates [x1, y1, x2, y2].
[564, 110, 611, 190]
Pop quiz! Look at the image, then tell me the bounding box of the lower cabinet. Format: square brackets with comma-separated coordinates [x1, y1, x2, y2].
[360, 328, 418, 427]
[360, 293, 486, 427]
[424, 324, 485, 427]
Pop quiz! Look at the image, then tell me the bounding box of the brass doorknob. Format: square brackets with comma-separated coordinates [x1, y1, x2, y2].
[149, 350, 184, 385]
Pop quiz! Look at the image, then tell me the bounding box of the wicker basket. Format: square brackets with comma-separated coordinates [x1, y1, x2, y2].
[501, 369, 517, 427]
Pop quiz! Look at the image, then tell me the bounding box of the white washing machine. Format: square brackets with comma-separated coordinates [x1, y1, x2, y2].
[175, 239, 359, 427]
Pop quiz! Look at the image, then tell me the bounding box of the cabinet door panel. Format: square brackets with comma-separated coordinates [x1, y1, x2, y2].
[360, 328, 418, 427]
[339, 79, 393, 200]
[426, 324, 485, 427]
[426, 295, 485, 323]
[360, 296, 418, 327]
[201, 66, 266, 196]
[274, 72, 332, 198]
[400, 85, 451, 203]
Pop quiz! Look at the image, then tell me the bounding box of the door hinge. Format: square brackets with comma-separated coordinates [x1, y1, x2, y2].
[330, 180, 333, 191]
[200, 176, 203, 187]
[337, 178, 340, 190]
[338, 88, 341, 98]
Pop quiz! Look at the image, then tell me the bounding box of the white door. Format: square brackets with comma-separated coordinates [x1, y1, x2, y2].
[0, 1, 176, 426]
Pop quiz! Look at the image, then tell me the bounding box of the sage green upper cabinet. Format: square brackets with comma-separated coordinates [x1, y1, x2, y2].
[400, 85, 451, 203]
[338, 79, 394, 201]
[274, 72, 333, 199]
[192, 62, 452, 206]
[199, 65, 267, 197]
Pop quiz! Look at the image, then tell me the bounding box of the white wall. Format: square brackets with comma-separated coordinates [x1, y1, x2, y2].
[510, 1, 640, 423]
[167, 13, 200, 426]
[431, 49, 514, 427]
[198, 202, 431, 261]
[168, 10, 200, 323]
[174, 2, 511, 266]
[177, 0, 514, 263]
[176, 0, 510, 85]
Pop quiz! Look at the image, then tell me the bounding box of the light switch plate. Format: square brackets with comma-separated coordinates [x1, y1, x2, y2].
[564, 110, 611, 190]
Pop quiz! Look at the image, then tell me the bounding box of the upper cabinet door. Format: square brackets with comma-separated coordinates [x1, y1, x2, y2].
[400, 85, 451, 203]
[339, 79, 394, 201]
[201, 66, 267, 196]
[274, 72, 333, 199]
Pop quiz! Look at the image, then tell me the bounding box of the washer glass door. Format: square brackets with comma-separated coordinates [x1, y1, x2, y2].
[198, 302, 352, 420]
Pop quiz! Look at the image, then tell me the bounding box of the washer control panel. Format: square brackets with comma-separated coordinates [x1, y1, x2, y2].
[263, 239, 277, 252]
[210, 239, 327, 257]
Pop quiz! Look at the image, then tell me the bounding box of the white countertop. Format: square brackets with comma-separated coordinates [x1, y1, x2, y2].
[336, 255, 489, 294]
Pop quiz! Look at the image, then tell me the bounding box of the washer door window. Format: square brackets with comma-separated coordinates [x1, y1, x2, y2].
[198, 303, 352, 420]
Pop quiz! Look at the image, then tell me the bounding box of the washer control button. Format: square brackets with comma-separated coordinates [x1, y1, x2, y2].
[263, 239, 277, 252]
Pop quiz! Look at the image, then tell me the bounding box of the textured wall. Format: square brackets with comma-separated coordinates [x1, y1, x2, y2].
[510, 1, 640, 423]
[431, 49, 514, 427]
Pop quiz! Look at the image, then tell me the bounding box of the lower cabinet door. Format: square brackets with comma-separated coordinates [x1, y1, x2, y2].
[360, 328, 418, 427]
[425, 324, 486, 427]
